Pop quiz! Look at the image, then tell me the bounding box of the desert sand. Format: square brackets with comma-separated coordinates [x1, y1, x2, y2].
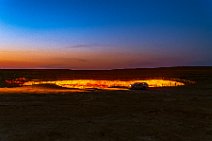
[0, 67, 211, 141]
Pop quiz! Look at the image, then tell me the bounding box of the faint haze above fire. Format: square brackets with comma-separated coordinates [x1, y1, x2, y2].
[0, 0, 212, 69]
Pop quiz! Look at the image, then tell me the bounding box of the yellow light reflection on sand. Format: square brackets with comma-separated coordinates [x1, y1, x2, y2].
[0, 87, 84, 94]
[23, 79, 184, 89]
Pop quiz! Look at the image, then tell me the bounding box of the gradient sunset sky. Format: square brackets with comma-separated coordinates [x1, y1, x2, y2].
[0, 0, 211, 69]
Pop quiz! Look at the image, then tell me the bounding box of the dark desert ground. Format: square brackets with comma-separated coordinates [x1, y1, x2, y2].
[0, 67, 211, 141]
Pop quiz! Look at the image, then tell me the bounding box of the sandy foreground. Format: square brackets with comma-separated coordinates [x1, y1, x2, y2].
[0, 87, 211, 141]
[0, 68, 211, 141]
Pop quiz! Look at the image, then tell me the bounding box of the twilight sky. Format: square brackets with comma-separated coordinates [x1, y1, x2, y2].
[0, 0, 211, 69]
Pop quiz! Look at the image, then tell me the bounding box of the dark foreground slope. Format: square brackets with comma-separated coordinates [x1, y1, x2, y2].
[0, 67, 211, 141]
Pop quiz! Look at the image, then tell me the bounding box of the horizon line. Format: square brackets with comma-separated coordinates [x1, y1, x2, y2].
[0, 66, 211, 71]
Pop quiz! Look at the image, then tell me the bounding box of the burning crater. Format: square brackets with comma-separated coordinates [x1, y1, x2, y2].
[23, 79, 185, 89]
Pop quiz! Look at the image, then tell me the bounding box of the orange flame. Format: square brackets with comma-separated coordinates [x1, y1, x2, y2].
[23, 79, 184, 89]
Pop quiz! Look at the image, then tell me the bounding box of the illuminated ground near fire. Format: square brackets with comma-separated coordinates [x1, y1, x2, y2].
[0, 79, 187, 94]
[24, 79, 185, 89]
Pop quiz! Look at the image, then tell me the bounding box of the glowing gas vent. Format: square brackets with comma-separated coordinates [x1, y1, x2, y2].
[23, 79, 184, 89]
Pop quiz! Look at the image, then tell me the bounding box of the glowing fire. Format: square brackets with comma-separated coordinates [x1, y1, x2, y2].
[23, 79, 184, 89]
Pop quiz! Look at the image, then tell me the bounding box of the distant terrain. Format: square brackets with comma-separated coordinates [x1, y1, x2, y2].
[1, 66, 212, 81]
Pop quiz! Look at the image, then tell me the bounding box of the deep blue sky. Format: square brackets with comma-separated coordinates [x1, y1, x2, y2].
[0, 0, 211, 69]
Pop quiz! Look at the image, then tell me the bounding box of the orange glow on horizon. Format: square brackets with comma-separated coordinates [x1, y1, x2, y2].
[0, 46, 155, 69]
